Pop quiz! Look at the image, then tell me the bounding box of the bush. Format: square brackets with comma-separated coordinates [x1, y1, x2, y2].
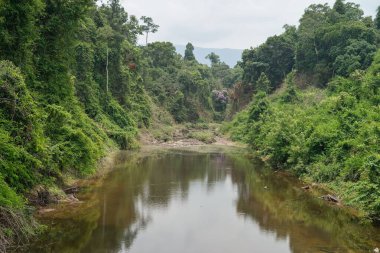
[226, 52, 380, 219]
[0, 175, 23, 209]
[188, 130, 216, 144]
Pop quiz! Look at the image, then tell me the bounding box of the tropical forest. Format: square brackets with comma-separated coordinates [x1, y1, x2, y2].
[0, 0, 380, 252]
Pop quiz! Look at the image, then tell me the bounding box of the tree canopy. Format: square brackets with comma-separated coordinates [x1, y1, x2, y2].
[184, 42, 196, 61]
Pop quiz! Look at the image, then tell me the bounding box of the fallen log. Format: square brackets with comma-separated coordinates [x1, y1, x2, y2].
[63, 186, 80, 194]
[321, 194, 339, 203]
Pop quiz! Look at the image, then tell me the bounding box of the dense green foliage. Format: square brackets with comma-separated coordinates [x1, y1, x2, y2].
[376, 6, 380, 30]
[0, 0, 160, 248]
[239, 1, 379, 93]
[184, 42, 196, 61]
[227, 59, 380, 218]
[240, 25, 296, 91]
[296, 2, 379, 84]
[141, 41, 241, 122]
[0, 0, 152, 205]
[226, 1, 380, 219]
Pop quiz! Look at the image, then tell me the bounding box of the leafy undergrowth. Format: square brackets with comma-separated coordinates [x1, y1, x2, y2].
[224, 51, 380, 220]
[140, 99, 222, 145]
[0, 0, 155, 248]
[0, 55, 142, 248]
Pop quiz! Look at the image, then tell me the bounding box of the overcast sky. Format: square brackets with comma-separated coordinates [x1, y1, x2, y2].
[120, 0, 378, 49]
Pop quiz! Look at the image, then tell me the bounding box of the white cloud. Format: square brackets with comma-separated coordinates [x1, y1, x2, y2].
[120, 0, 378, 49]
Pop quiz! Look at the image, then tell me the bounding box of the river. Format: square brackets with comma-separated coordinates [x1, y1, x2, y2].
[27, 146, 380, 253]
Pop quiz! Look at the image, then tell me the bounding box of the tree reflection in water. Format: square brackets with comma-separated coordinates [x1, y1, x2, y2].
[28, 147, 380, 253]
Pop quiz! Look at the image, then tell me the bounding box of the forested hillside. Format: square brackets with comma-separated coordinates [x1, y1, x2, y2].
[142, 42, 241, 122]
[225, 1, 380, 219]
[0, 0, 149, 206]
[0, 1, 151, 248]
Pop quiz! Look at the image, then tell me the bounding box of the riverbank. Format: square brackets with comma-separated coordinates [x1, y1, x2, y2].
[0, 148, 122, 253]
[20, 146, 380, 253]
[224, 53, 380, 221]
[33, 133, 243, 218]
[1, 121, 233, 252]
[33, 135, 359, 220]
[3, 126, 373, 252]
[139, 122, 244, 147]
[34, 141, 356, 221]
[36, 130, 242, 214]
[140, 121, 373, 222]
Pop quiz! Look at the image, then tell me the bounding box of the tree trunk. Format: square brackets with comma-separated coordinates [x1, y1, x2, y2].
[106, 47, 109, 93]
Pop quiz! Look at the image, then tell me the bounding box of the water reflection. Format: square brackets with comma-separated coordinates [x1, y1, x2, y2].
[29, 147, 380, 253]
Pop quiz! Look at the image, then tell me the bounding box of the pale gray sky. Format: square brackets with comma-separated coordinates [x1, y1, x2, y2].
[120, 0, 378, 49]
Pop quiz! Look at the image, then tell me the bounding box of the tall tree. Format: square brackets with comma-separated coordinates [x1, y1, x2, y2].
[333, 0, 346, 15]
[296, 4, 331, 74]
[0, 0, 44, 79]
[296, 2, 375, 85]
[142, 42, 177, 68]
[256, 72, 270, 93]
[206, 52, 220, 65]
[184, 42, 196, 61]
[34, 0, 93, 102]
[108, 0, 128, 32]
[241, 33, 295, 90]
[376, 6, 380, 30]
[140, 16, 159, 45]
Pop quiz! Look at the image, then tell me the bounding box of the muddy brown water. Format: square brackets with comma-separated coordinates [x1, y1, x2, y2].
[26, 146, 380, 253]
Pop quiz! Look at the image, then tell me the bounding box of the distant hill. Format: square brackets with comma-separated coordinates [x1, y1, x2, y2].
[175, 45, 243, 67]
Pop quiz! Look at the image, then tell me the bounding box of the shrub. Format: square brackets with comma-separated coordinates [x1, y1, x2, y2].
[226, 52, 380, 218]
